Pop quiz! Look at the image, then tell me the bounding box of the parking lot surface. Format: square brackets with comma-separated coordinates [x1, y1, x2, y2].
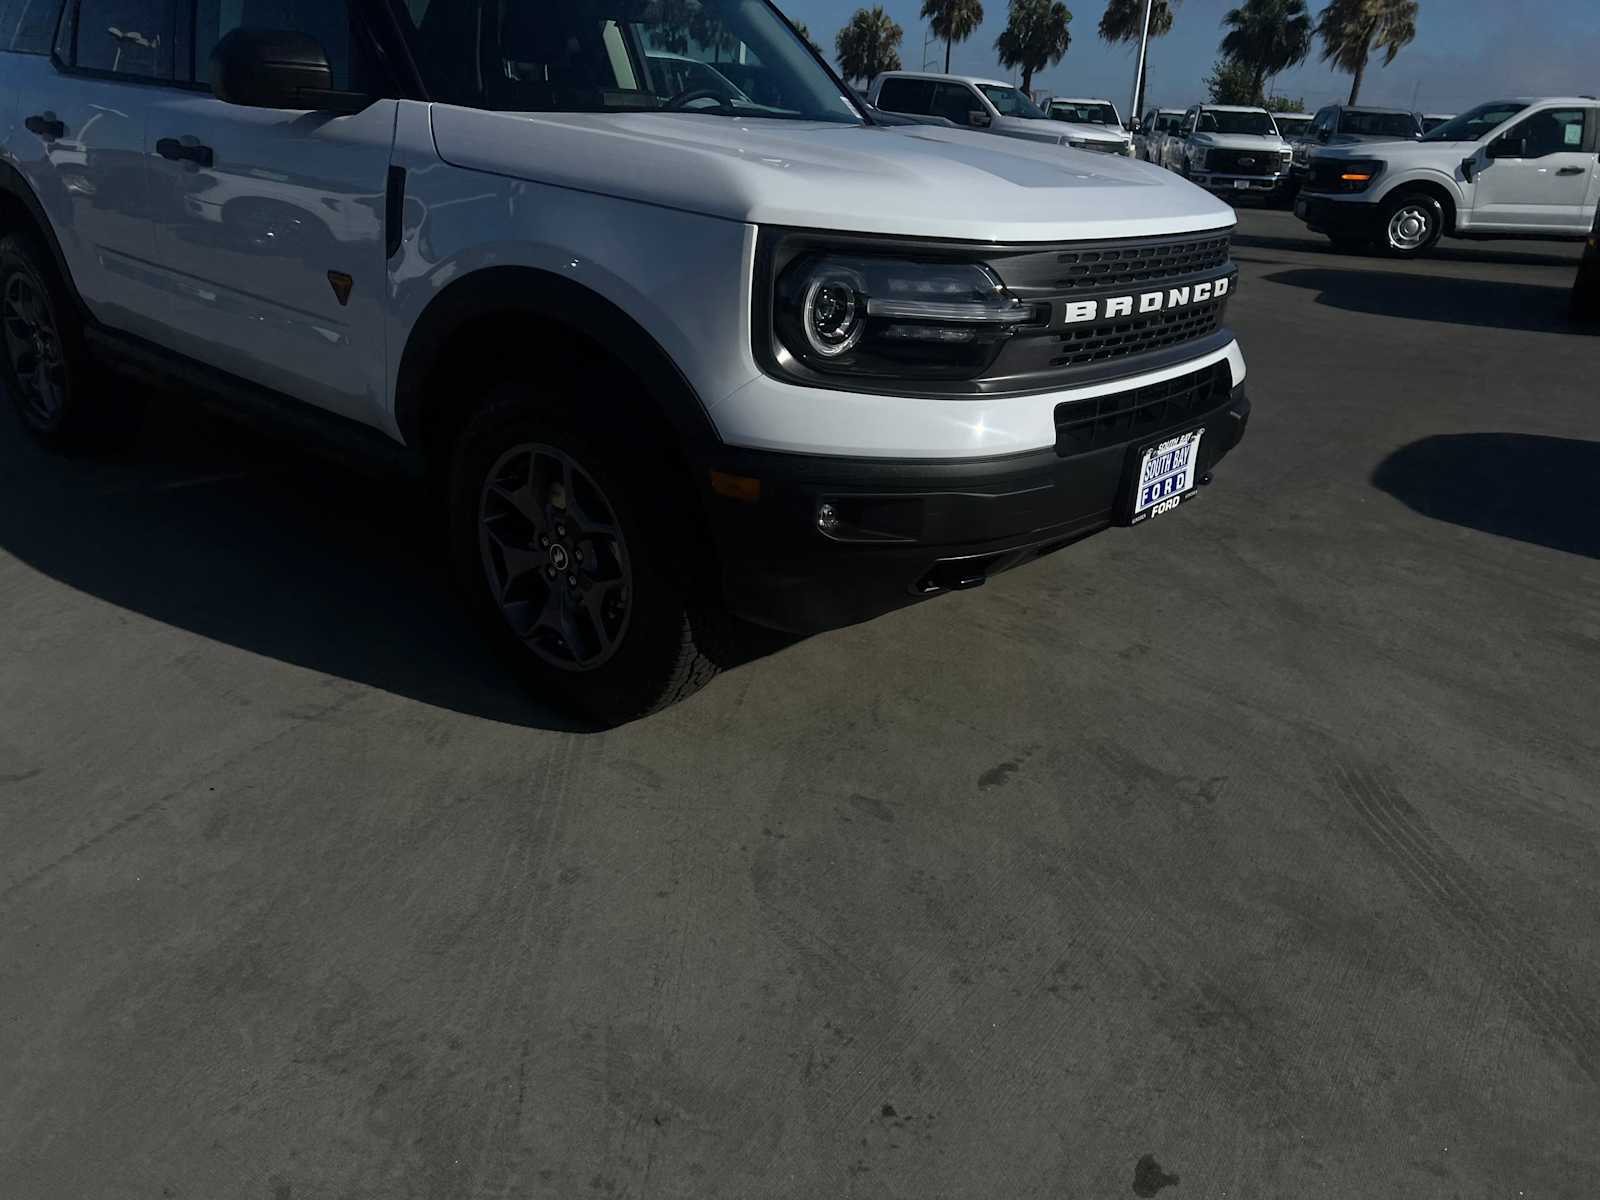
[2, 208, 1596, 1198]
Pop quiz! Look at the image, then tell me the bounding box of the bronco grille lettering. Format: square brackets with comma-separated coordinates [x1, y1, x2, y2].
[1060, 274, 1232, 326]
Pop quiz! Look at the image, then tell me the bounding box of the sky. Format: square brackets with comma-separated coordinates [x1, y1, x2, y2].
[785, 0, 1600, 115]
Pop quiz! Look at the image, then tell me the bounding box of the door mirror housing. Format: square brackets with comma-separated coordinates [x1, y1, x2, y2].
[1489, 135, 1526, 160]
[1461, 156, 1476, 182]
[211, 29, 371, 113]
[967, 109, 992, 129]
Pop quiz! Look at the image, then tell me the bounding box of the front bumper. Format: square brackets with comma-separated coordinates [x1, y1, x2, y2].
[1294, 192, 1379, 235]
[703, 381, 1252, 634]
[1192, 172, 1288, 197]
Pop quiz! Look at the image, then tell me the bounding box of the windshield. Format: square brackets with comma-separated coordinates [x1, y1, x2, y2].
[1274, 116, 1311, 137]
[979, 85, 1048, 119]
[1198, 110, 1277, 136]
[395, 0, 862, 123]
[1051, 101, 1119, 125]
[1341, 111, 1419, 138]
[1421, 101, 1526, 142]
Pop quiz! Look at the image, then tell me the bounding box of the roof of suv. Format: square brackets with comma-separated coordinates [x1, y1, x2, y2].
[874, 71, 1014, 89]
[1196, 105, 1271, 114]
[1053, 97, 1116, 105]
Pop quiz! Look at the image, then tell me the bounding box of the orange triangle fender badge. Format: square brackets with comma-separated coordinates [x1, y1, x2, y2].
[327, 271, 354, 306]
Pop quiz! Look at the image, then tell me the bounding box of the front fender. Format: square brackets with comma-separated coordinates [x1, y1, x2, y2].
[1370, 165, 1468, 209]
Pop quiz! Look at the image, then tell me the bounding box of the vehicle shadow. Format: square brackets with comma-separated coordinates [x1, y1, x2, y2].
[1264, 266, 1581, 333]
[1233, 229, 1582, 269]
[1372, 433, 1600, 560]
[0, 399, 796, 730]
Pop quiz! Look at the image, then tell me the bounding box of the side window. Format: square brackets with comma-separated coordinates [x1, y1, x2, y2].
[67, 0, 174, 78]
[930, 82, 977, 125]
[875, 78, 932, 115]
[1502, 108, 1588, 158]
[192, 0, 370, 90]
[1, 0, 65, 54]
[1180, 110, 1196, 136]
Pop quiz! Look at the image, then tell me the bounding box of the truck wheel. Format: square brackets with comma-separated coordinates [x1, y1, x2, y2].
[1378, 192, 1444, 258]
[447, 387, 720, 725]
[0, 232, 137, 448]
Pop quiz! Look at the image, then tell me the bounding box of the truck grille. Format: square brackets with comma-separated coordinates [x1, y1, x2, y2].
[976, 227, 1236, 387]
[1040, 234, 1231, 295]
[1050, 299, 1224, 369]
[1206, 147, 1280, 176]
[1054, 360, 1232, 456]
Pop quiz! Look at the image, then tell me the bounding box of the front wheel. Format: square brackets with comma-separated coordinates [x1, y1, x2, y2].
[1378, 191, 1444, 258]
[0, 231, 138, 448]
[447, 388, 722, 725]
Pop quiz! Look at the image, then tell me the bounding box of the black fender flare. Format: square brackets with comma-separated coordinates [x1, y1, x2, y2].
[393, 266, 722, 459]
[0, 158, 89, 318]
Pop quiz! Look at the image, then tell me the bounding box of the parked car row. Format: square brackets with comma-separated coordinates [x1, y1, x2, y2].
[868, 72, 1130, 154]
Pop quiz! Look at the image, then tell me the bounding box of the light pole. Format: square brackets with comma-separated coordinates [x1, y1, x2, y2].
[1129, 0, 1154, 126]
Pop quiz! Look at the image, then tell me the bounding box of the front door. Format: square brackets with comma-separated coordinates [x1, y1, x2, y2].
[8, 0, 176, 343]
[1472, 107, 1596, 232]
[143, 0, 397, 428]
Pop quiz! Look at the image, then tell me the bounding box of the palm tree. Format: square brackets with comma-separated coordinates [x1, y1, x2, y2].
[835, 7, 904, 86]
[995, 0, 1072, 94]
[1099, 1, 1180, 121]
[921, 0, 985, 73]
[1315, 0, 1419, 106]
[792, 21, 823, 56]
[1219, 0, 1313, 104]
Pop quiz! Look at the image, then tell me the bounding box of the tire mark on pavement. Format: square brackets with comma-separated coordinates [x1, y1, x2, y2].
[1330, 759, 1598, 1084]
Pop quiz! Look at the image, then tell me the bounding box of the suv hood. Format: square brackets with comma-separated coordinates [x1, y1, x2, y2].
[1313, 138, 1447, 161]
[431, 109, 1234, 241]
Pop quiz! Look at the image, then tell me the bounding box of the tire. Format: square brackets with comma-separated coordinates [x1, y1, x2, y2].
[0, 231, 138, 448]
[1377, 191, 1444, 258]
[447, 385, 721, 725]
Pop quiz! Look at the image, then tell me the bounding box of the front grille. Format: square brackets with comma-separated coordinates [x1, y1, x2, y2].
[1050, 299, 1224, 369]
[1206, 147, 1280, 176]
[1001, 233, 1230, 295]
[1054, 361, 1232, 456]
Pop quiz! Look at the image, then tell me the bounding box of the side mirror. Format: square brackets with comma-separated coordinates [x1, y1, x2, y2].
[211, 28, 370, 113]
[1461, 156, 1476, 182]
[1316, 129, 1330, 143]
[968, 110, 992, 129]
[1489, 136, 1526, 160]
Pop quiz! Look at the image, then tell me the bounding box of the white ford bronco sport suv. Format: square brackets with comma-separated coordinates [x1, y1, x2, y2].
[1, 0, 1250, 724]
[1295, 98, 1600, 257]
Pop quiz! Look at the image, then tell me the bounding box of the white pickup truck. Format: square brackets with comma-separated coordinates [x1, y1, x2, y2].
[1295, 98, 1600, 256]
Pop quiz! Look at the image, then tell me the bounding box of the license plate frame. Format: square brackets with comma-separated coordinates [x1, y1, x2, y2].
[1125, 427, 1205, 526]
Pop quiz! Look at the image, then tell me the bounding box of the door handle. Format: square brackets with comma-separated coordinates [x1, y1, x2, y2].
[1555, 166, 1585, 176]
[25, 113, 65, 140]
[156, 137, 214, 168]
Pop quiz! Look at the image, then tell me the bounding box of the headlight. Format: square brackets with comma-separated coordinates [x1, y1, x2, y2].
[768, 249, 1035, 382]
